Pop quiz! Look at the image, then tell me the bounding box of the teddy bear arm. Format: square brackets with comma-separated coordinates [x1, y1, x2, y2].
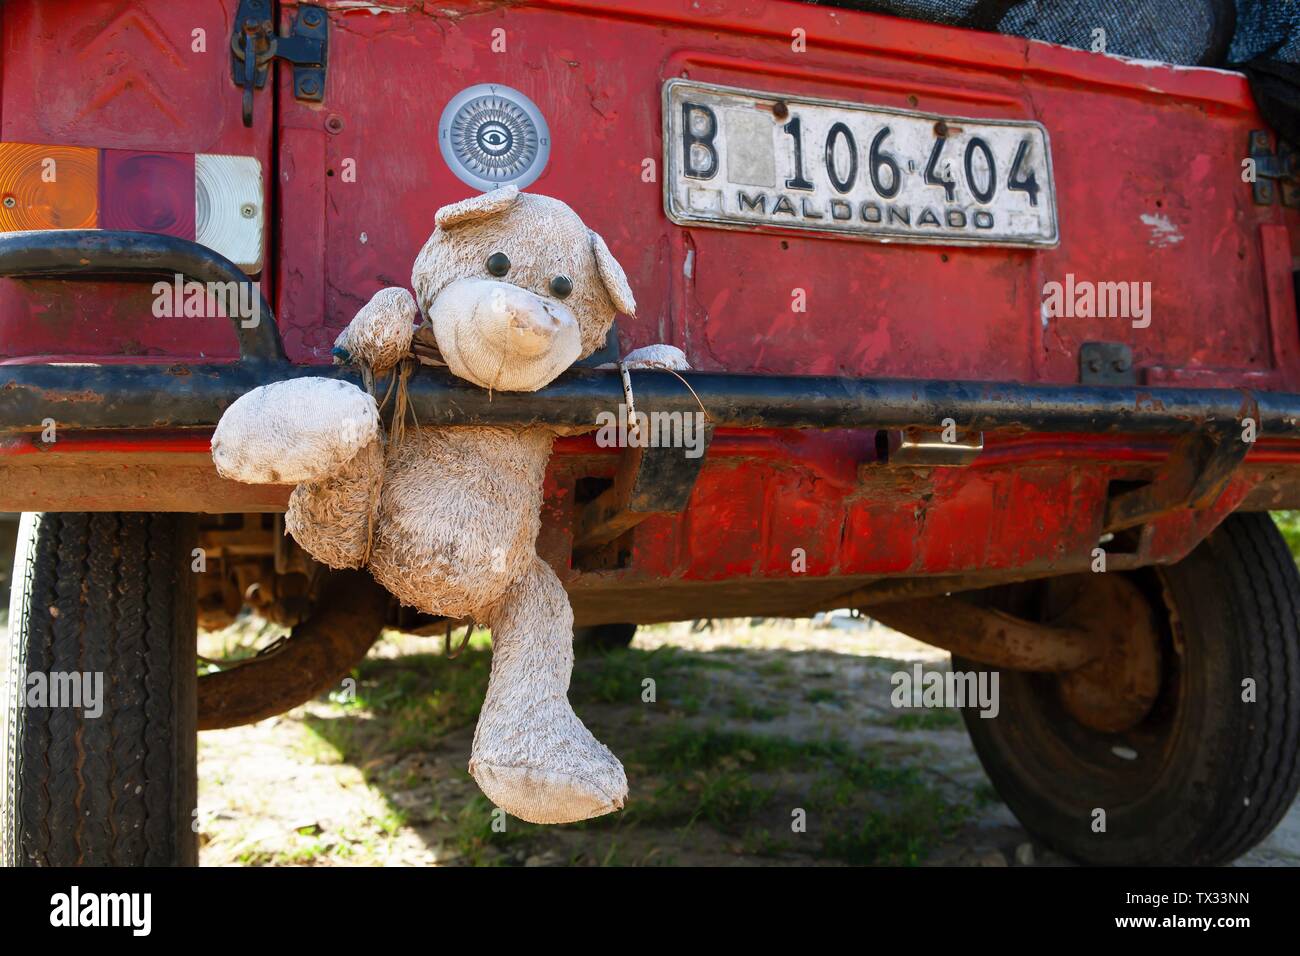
[604, 344, 691, 371]
[286, 438, 385, 570]
[333, 287, 418, 374]
[212, 378, 380, 486]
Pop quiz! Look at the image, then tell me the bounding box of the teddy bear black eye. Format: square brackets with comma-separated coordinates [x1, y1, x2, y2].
[486, 252, 511, 277]
[549, 275, 573, 299]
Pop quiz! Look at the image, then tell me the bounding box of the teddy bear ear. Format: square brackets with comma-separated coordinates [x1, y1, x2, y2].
[434, 185, 520, 230]
[589, 228, 636, 316]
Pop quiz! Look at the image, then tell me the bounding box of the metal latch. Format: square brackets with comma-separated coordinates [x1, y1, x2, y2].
[573, 429, 714, 557]
[877, 426, 983, 467]
[1248, 130, 1298, 208]
[231, 1, 329, 128]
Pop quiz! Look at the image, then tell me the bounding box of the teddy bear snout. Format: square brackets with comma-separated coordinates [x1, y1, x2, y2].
[482, 283, 577, 359]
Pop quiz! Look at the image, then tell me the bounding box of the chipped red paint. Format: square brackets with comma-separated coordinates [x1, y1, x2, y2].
[1, 0, 1298, 589]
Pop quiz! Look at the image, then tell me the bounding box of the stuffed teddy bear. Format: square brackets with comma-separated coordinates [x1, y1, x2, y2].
[210, 186, 686, 824]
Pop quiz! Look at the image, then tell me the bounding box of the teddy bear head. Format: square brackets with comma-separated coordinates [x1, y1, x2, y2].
[410, 186, 635, 392]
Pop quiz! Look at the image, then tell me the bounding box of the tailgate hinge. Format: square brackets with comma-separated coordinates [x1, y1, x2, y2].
[231, 1, 329, 128]
[1248, 130, 1299, 208]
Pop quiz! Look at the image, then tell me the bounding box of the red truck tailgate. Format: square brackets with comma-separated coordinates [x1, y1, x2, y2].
[277, 0, 1299, 391]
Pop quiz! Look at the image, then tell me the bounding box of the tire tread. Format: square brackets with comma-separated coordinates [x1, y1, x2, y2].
[2, 512, 197, 866]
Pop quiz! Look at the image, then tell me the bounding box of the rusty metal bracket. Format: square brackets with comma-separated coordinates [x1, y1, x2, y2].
[1248, 130, 1299, 208]
[1103, 409, 1255, 534]
[1079, 341, 1136, 386]
[878, 425, 983, 466]
[573, 426, 714, 552]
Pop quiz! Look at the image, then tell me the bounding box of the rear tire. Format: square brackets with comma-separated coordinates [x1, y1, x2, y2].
[2, 512, 199, 866]
[957, 512, 1300, 865]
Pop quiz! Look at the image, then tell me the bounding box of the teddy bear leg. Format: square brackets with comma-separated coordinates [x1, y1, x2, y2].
[285, 437, 385, 570]
[470, 554, 627, 824]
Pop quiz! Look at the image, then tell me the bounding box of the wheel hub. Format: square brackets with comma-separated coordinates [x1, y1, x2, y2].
[1054, 574, 1163, 733]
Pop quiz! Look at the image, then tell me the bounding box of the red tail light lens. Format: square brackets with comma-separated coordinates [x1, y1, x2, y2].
[99, 150, 195, 239]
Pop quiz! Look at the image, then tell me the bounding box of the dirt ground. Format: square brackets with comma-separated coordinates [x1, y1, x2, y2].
[191, 616, 1300, 867]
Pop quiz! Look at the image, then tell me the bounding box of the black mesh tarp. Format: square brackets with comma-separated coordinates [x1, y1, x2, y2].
[817, 1, 1299, 144]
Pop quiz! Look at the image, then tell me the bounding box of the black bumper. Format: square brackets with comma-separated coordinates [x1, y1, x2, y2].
[1, 230, 1298, 439]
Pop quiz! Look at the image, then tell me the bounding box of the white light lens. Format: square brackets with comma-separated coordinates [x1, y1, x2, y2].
[195, 154, 264, 273]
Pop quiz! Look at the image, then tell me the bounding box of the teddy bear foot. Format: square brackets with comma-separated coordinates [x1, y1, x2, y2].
[470, 758, 626, 825]
[212, 377, 380, 485]
[470, 554, 628, 824]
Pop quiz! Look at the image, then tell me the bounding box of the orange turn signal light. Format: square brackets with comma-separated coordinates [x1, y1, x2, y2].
[0, 142, 98, 231]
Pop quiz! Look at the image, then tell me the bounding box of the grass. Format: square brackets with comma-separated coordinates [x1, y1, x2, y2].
[603, 723, 967, 863]
[1273, 512, 1300, 563]
[304, 651, 491, 760]
[892, 709, 963, 731]
[822, 796, 966, 866]
[727, 693, 788, 721]
[276, 631, 978, 866]
[568, 645, 717, 707]
[453, 793, 534, 866]
[804, 688, 841, 705]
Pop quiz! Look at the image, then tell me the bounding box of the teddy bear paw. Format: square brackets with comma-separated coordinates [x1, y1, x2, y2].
[609, 344, 691, 371]
[333, 287, 418, 375]
[469, 759, 627, 826]
[469, 712, 628, 825]
[212, 378, 379, 485]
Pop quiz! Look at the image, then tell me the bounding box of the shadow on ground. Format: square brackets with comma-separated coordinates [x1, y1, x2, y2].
[195, 619, 1300, 867]
[198, 623, 1046, 866]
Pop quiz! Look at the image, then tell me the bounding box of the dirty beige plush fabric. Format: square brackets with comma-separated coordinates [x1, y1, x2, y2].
[212, 378, 379, 485]
[413, 186, 635, 362]
[211, 189, 685, 824]
[333, 286, 419, 374]
[286, 437, 385, 570]
[615, 344, 691, 370]
[472, 554, 627, 823]
[367, 425, 553, 620]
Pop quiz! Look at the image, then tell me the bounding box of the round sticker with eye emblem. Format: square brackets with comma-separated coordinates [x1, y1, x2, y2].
[438, 84, 551, 192]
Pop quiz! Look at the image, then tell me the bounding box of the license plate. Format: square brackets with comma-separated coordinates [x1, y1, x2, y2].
[664, 80, 1058, 248]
